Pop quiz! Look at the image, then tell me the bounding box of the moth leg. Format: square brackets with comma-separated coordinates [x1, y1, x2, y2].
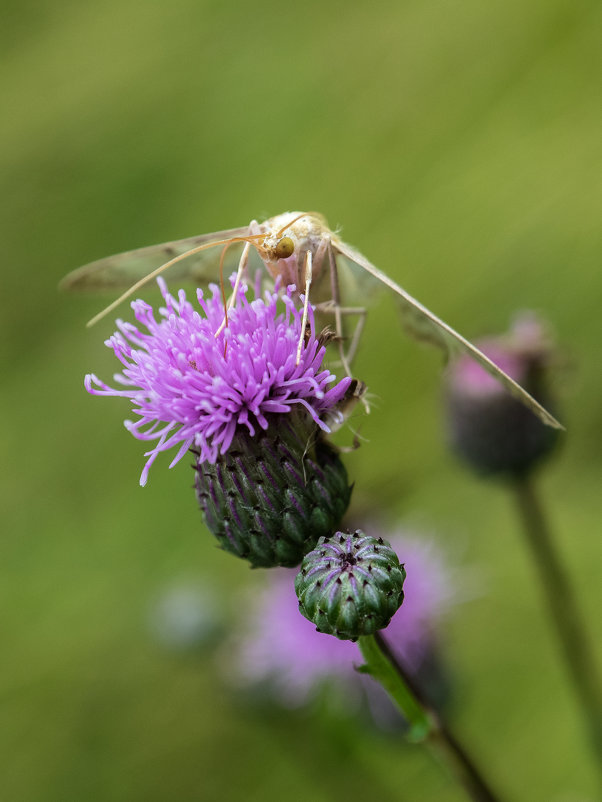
[295, 232, 329, 299]
[296, 249, 313, 365]
[312, 233, 331, 277]
[323, 242, 367, 375]
[227, 241, 251, 309]
[315, 301, 367, 372]
[339, 305, 367, 367]
[214, 242, 251, 337]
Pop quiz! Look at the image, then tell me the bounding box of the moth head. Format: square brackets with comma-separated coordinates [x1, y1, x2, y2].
[274, 236, 295, 260]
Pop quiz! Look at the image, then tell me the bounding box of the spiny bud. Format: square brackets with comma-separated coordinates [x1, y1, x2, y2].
[195, 410, 352, 568]
[295, 530, 406, 641]
[444, 313, 561, 478]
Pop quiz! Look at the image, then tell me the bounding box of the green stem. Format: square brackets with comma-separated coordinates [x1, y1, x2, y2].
[512, 475, 602, 766]
[359, 632, 504, 802]
[358, 632, 432, 741]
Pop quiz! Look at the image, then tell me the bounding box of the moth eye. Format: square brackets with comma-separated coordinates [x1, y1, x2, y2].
[275, 236, 294, 259]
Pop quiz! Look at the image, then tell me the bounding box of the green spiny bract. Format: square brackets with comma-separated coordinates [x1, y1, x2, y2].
[195, 411, 352, 568]
[295, 530, 406, 640]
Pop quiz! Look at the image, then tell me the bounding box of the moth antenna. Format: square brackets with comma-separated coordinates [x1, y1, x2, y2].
[86, 233, 265, 327]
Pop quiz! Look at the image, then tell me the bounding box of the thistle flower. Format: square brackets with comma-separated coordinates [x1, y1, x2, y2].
[86, 278, 356, 567]
[229, 534, 456, 709]
[86, 278, 352, 485]
[444, 313, 561, 477]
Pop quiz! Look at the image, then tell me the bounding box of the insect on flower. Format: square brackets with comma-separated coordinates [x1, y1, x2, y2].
[61, 211, 562, 429]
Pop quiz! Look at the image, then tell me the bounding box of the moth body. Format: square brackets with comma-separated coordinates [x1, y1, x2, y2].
[253, 212, 330, 295]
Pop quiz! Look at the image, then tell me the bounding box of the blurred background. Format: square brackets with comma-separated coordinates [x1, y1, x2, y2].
[1, 0, 601, 799]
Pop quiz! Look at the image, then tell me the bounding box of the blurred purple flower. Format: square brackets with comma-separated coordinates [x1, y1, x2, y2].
[230, 534, 456, 708]
[86, 278, 351, 485]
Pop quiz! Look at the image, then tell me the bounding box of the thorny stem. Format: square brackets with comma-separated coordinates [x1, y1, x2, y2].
[359, 632, 503, 802]
[512, 475, 602, 770]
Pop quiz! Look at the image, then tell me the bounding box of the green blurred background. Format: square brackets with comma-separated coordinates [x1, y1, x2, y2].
[2, 0, 601, 799]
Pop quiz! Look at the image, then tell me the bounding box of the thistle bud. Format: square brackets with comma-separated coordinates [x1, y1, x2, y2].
[295, 531, 406, 641]
[444, 313, 561, 478]
[195, 410, 352, 568]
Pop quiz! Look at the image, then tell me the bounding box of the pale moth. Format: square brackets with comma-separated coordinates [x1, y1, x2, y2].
[61, 211, 562, 430]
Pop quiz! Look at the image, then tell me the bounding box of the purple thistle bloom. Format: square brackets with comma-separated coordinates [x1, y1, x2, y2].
[229, 534, 456, 707]
[86, 278, 352, 485]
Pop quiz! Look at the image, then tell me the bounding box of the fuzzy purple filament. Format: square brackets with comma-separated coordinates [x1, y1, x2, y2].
[86, 278, 351, 485]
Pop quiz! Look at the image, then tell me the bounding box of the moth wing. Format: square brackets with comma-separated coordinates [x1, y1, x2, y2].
[60, 226, 251, 292]
[333, 238, 563, 430]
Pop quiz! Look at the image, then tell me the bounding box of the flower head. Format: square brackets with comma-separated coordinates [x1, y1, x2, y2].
[86, 278, 352, 485]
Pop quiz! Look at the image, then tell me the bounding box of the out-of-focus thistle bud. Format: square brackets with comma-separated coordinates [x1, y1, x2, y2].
[295, 531, 406, 641]
[444, 313, 561, 477]
[195, 409, 352, 567]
